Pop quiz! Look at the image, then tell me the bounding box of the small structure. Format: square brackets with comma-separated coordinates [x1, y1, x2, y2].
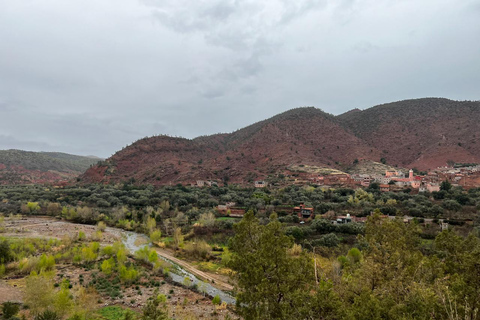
[254, 181, 267, 188]
[336, 213, 353, 224]
[293, 204, 314, 219]
[379, 184, 390, 192]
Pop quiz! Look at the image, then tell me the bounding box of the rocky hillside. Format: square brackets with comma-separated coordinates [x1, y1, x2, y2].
[0, 150, 101, 185]
[81, 98, 480, 185]
[337, 98, 480, 169]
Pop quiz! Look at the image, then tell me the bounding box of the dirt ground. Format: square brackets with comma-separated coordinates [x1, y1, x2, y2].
[0, 216, 239, 319]
[0, 279, 23, 304]
[2, 216, 122, 244]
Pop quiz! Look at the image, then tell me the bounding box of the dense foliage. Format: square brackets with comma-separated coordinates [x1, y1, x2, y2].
[229, 211, 480, 320]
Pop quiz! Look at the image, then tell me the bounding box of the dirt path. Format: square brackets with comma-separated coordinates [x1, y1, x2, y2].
[154, 248, 234, 291]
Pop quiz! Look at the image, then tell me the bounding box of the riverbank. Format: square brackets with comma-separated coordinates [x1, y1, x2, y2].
[0, 215, 239, 319]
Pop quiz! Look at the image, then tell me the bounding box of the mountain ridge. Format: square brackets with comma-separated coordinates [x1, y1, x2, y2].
[80, 97, 480, 186]
[0, 149, 102, 185]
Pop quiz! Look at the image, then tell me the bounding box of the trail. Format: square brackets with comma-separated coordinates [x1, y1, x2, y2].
[154, 248, 234, 291]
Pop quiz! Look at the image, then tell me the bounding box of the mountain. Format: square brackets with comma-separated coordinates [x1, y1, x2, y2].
[0, 150, 102, 185]
[337, 98, 480, 169]
[80, 98, 480, 186]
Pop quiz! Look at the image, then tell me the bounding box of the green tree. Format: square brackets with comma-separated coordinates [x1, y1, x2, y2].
[101, 258, 115, 275]
[54, 280, 73, 317]
[27, 202, 41, 214]
[0, 238, 12, 264]
[229, 211, 314, 319]
[440, 179, 452, 191]
[24, 272, 55, 315]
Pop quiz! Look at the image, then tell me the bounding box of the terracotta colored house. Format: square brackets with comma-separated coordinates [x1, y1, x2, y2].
[293, 204, 314, 219]
[379, 184, 390, 192]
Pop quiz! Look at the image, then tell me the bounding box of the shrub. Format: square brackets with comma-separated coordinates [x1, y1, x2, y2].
[212, 295, 221, 305]
[78, 231, 86, 241]
[97, 221, 107, 232]
[118, 264, 138, 283]
[313, 233, 340, 248]
[0, 238, 12, 264]
[2, 302, 20, 319]
[183, 240, 212, 260]
[101, 258, 115, 275]
[35, 310, 60, 320]
[150, 230, 162, 243]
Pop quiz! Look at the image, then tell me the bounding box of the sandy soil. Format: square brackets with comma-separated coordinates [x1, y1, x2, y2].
[0, 279, 23, 304]
[3, 216, 122, 244]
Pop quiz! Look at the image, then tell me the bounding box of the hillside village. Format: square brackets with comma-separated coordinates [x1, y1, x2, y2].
[206, 163, 480, 227]
[194, 163, 480, 192]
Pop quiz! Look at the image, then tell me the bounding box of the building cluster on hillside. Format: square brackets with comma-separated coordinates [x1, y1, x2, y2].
[272, 165, 480, 191]
[191, 180, 219, 187]
[190, 165, 480, 190]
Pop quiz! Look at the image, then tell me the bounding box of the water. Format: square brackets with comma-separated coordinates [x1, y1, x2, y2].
[116, 228, 236, 305]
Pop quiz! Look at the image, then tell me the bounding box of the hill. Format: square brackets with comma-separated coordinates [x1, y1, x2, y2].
[0, 149, 102, 185]
[337, 98, 480, 169]
[80, 98, 480, 186]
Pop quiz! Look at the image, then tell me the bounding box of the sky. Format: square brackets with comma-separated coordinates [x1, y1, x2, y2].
[1, 0, 479, 158]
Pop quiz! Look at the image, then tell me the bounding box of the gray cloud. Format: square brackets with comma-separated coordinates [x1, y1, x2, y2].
[0, 0, 479, 157]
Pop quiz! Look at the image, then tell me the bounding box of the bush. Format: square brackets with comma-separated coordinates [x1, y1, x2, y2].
[183, 240, 212, 260]
[212, 295, 221, 305]
[150, 230, 162, 243]
[2, 302, 20, 319]
[311, 219, 335, 233]
[97, 221, 107, 232]
[35, 310, 60, 320]
[0, 238, 12, 264]
[285, 226, 307, 240]
[313, 233, 340, 248]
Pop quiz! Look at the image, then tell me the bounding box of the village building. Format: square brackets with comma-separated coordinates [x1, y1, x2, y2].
[336, 213, 353, 224]
[293, 204, 314, 219]
[379, 184, 390, 192]
[254, 180, 267, 188]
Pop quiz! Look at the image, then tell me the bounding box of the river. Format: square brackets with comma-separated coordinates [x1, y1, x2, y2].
[113, 228, 236, 305]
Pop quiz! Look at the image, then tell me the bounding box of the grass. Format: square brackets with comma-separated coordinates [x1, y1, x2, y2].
[195, 261, 232, 276]
[215, 217, 240, 222]
[97, 306, 134, 320]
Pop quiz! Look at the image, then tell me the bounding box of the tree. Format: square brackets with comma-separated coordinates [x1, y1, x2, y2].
[440, 180, 452, 192]
[150, 230, 162, 243]
[27, 202, 41, 214]
[46, 203, 61, 216]
[73, 286, 98, 320]
[97, 221, 106, 232]
[173, 227, 183, 250]
[198, 212, 216, 227]
[141, 293, 169, 320]
[229, 211, 314, 319]
[24, 272, 55, 315]
[0, 238, 12, 264]
[54, 280, 73, 318]
[101, 258, 115, 275]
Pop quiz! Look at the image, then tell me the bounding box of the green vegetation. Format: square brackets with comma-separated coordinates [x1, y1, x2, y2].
[1, 179, 480, 319]
[229, 210, 480, 319]
[97, 306, 135, 320]
[0, 149, 100, 172]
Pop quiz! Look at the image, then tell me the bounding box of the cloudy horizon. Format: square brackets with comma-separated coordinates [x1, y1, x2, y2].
[1, 0, 479, 158]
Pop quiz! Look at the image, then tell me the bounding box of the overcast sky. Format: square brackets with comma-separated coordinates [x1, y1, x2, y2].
[1, 0, 479, 158]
